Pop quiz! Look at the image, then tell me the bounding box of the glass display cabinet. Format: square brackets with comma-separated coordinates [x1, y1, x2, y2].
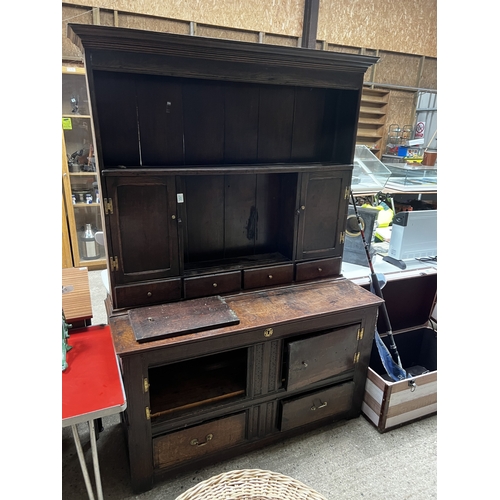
[351, 145, 391, 194]
[62, 66, 106, 269]
[384, 162, 437, 191]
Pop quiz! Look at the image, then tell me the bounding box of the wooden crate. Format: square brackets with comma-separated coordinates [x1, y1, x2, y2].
[358, 268, 437, 432]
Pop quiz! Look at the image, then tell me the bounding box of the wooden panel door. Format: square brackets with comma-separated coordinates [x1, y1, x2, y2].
[295, 169, 351, 261]
[285, 324, 360, 391]
[104, 175, 180, 284]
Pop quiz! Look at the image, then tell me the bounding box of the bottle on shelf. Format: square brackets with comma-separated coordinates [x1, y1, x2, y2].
[80, 224, 99, 260]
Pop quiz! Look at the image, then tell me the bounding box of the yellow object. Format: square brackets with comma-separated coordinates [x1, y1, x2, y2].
[377, 209, 393, 227]
[361, 203, 381, 211]
[361, 203, 393, 227]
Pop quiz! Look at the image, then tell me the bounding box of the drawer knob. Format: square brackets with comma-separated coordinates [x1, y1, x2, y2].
[190, 433, 213, 447]
[268, 275, 273, 279]
[213, 283, 218, 288]
[317, 267, 322, 272]
[311, 399, 328, 411]
[302, 361, 308, 368]
[147, 291, 152, 297]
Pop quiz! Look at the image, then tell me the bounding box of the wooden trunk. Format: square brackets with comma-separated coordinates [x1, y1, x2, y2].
[357, 268, 437, 433]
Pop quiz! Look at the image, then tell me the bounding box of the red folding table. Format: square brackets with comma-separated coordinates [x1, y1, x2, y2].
[62, 324, 127, 500]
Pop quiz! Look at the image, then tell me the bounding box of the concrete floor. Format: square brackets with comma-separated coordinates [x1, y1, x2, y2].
[62, 270, 437, 499]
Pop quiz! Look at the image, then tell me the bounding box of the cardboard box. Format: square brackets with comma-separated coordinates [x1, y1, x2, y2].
[356, 268, 437, 432]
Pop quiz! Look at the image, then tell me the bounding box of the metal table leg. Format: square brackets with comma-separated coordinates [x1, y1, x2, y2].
[89, 419, 104, 500]
[70, 421, 104, 500]
[71, 424, 96, 500]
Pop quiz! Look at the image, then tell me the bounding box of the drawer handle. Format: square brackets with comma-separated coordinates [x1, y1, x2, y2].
[311, 399, 328, 411]
[190, 433, 213, 447]
[302, 361, 308, 368]
[213, 283, 218, 288]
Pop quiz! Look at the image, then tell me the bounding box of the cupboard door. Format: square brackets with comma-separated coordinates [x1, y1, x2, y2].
[295, 170, 351, 261]
[104, 175, 180, 285]
[285, 324, 360, 392]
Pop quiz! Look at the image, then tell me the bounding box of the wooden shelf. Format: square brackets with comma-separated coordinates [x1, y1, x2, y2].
[359, 107, 386, 115]
[356, 88, 390, 158]
[62, 65, 105, 270]
[62, 114, 91, 119]
[356, 132, 383, 139]
[73, 202, 100, 208]
[149, 349, 247, 421]
[358, 117, 386, 125]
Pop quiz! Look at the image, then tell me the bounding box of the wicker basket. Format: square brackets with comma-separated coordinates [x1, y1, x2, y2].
[174, 468, 328, 500]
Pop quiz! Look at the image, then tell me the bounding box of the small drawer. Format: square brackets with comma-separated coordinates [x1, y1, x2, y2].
[114, 278, 182, 309]
[184, 271, 241, 299]
[243, 264, 294, 290]
[153, 412, 247, 470]
[285, 324, 359, 391]
[280, 381, 354, 431]
[295, 257, 341, 282]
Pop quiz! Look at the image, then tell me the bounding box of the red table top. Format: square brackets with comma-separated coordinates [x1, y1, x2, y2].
[62, 324, 126, 426]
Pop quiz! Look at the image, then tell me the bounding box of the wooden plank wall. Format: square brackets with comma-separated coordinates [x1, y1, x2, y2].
[62, 1, 437, 150]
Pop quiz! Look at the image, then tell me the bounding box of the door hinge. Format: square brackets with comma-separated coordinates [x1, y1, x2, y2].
[145, 407, 151, 420]
[110, 256, 119, 271]
[345, 186, 350, 199]
[143, 377, 150, 393]
[104, 198, 113, 215]
[354, 352, 360, 363]
[357, 327, 364, 340]
[340, 231, 345, 244]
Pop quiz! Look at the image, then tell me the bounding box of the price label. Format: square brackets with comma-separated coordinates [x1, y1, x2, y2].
[62, 117, 72, 130]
